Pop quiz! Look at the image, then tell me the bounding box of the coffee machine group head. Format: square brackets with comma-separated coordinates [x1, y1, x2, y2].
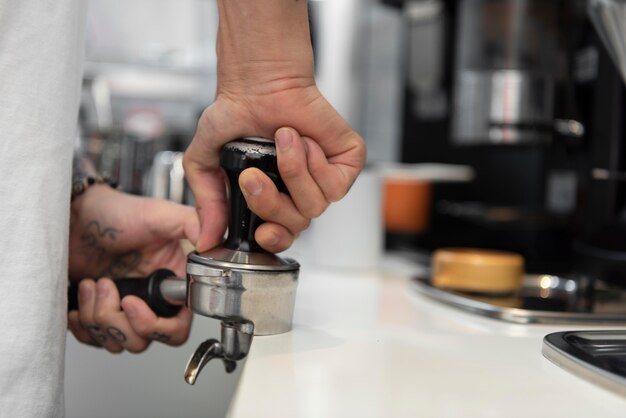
[183, 137, 300, 384]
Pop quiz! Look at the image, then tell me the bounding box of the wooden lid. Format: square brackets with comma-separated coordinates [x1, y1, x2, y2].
[432, 248, 524, 294]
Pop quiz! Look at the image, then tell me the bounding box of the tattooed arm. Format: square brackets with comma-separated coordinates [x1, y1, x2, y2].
[67, 182, 200, 353]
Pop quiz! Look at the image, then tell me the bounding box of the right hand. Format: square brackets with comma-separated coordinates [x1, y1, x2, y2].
[184, 1, 366, 253]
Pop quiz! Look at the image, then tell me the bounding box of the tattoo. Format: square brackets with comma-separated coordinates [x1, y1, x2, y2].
[78, 220, 144, 278]
[86, 325, 108, 345]
[149, 332, 171, 343]
[107, 327, 128, 343]
[99, 251, 143, 279]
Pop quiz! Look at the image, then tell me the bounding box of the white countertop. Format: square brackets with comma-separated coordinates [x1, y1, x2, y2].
[227, 254, 626, 418]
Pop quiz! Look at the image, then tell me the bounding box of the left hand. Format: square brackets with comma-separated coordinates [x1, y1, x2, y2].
[67, 185, 200, 353]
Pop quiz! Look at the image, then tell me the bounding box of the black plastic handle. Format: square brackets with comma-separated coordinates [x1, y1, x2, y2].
[220, 138, 286, 253]
[67, 269, 182, 318]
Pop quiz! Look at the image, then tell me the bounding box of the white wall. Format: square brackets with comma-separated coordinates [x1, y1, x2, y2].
[65, 316, 242, 418]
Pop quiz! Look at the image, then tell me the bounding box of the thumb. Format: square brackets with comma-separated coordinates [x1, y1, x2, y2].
[183, 100, 255, 251]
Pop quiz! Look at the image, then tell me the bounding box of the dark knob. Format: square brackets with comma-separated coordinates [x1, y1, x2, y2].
[220, 138, 285, 253]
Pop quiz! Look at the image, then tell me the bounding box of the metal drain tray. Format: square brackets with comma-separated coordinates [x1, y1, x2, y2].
[411, 275, 626, 325]
[543, 331, 626, 398]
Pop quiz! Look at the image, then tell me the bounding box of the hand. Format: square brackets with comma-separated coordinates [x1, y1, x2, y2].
[67, 185, 200, 353]
[183, 1, 366, 254]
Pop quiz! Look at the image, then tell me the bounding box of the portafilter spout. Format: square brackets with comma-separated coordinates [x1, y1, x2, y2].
[183, 137, 300, 384]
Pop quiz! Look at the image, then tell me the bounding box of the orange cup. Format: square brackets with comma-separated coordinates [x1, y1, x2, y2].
[383, 179, 432, 234]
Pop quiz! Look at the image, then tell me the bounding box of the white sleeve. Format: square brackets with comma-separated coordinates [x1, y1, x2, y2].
[0, 1, 86, 416]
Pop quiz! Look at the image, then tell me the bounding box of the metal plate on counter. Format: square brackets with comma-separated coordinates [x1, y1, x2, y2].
[411, 275, 626, 324]
[543, 331, 626, 398]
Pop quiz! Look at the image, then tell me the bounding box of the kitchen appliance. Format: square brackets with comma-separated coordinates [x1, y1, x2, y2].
[543, 331, 626, 397]
[412, 274, 626, 324]
[68, 138, 300, 384]
[573, 0, 626, 287]
[451, 0, 562, 145]
[389, 0, 626, 285]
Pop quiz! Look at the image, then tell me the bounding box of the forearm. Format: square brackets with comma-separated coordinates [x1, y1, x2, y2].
[216, 0, 314, 92]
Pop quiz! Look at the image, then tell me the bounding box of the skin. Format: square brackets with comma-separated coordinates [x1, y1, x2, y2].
[184, 0, 367, 253]
[68, 185, 199, 353]
[69, 0, 366, 353]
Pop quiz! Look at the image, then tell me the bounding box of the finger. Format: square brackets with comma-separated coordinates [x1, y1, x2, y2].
[302, 136, 359, 203]
[302, 95, 367, 186]
[93, 279, 149, 353]
[184, 101, 255, 252]
[77, 279, 111, 348]
[68, 310, 100, 347]
[122, 295, 193, 346]
[143, 200, 201, 246]
[239, 168, 311, 235]
[275, 128, 329, 218]
[255, 222, 295, 253]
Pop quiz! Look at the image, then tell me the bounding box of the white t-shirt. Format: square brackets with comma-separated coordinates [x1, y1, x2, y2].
[0, 1, 85, 416]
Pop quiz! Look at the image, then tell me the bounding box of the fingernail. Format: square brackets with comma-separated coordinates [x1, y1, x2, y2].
[243, 176, 262, 196]
[302, 138, 309, 154]
[96, 280, 110, 299]
[276, 128, 293, 151]
[79, 283, 92, 301]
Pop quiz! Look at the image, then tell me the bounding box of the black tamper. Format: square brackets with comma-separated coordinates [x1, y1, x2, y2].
[183, 137, 300, 384]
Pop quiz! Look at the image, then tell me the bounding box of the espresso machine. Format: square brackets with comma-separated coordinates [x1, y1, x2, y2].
[69, 137, 300, 383]
[391, 0, 626, 286]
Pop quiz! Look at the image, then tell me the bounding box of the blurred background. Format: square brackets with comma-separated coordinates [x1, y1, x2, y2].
[68, 0, 626, 416]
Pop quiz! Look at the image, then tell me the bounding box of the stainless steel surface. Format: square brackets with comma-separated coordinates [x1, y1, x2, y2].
[184, 321, 254, 385]
[543, 331, 626, 398]
[182, 136, 300, 383]
[220, 321, 254, 361]
[187, 260, 299, 335]
[184, 339, 229, 385]
[452, 70, 554, 145]
[189, 248, 300, 272]
[452, 0, 561, 145]
[412, 275, 626, 324]
[159, 277, 187, 306]
[588, 0, 626, 85]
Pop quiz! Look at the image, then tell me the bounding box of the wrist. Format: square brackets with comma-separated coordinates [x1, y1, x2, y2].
[216, 0, 314, 91]
[68, 184, 121, 280]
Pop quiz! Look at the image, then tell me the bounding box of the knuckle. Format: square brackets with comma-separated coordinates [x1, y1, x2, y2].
[169, 334, 189, 347]
[93, 309, 110, 325]
[327, 185, 348, 203]
[308, 161, 327, 179]
[127, 341, 150, 354]
[252, 194, 281, 219]
[278, 159, 303, 179]
[295, 217, 311, 233]
[107, 346, 124, 354]
[302, 202, 327, 219]
[132, 322, 153, 337]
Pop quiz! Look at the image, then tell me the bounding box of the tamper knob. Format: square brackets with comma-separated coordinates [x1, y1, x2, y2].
[220, 137, 285, 253]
